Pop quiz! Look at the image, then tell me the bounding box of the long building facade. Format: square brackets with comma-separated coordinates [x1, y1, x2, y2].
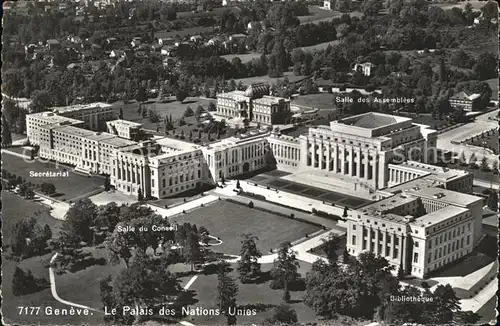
[268, 112, 438, 190]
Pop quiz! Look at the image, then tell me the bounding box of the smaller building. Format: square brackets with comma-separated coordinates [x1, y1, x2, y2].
[324, 0, 332, 10]
[353, 62, 374, 76]
[46, 39, 61, 51]
[106, 120, 143, 140]
[190, 35, 203, 43]
[449, 92, 481, 112]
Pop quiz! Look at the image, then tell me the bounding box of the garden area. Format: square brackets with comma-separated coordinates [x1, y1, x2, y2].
[462, 129, 499, 154]
[169, 200, 321, 255]
[1, 153, 104, 202]
[1, 191, 105, 325]
[112, 97, 216, 131]
[184, 261, 319, 326]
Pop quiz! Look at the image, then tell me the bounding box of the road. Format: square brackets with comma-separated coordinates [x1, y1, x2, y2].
[436, 110, 498, 168]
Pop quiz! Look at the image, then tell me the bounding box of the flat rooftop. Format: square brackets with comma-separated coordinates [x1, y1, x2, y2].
[403, 186, 483, 208]
[253, 95, 288, 105]
[52, 125, 96, 136]
[28, 112, 83, 124]
[100, 137, 138, 147]
[52, 102, 112, 113]
[412, 205, 469, 227]
[359, 193, 418, 214]
[107, 119, 143, 127]
[396, 161, 470, 181]
[154, 136, 201, 152]
[339, 112, 411, 129]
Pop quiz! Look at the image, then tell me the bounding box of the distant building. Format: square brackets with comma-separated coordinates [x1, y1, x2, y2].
[216, 83, 291, 125]
[190, 35, 203, 43]
[353, 62, 374, 76]
[46, 39, 61, 51]
[449, 91, 481, 112]
[106, 120, 143, 140]
[324, 0, 332, 10]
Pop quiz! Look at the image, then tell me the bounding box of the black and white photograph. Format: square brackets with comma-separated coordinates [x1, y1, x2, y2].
[1, 0, 498, 325]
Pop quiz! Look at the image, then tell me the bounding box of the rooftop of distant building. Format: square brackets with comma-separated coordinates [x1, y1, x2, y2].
[28, 111, 83, 124]
[339, 112, 411, 129]
[412, 205, 469, 228]
[403, 186, 482, 208]
[51, 102, 112, 113]
[107, 119, 143, 127]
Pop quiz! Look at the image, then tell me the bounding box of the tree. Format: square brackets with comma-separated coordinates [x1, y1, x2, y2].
[322, 233, 341, 265]
[107, 227, 132, 268]
[184, 106, 194, 117]
[427, 284, 461, 324]
[208, 102, 216, 111]
[480, 156, 489, 171]
[361, 0, 382, 16]
[119, 108, 124, 119]
[486, 190, 498, 212]
[62, 198, 98, 245]
[137, 188, 144, 202]
[103, 252, 180, 324]
[104, 175, 111, 191]
[29, 90, 53, 113]
[236, 180, 241, 189]
[270, 242, 300, 302]
[468, 153, 477, 167]
[135, 85, 148, 102]
[473, 52, 497, 80]
[195, 105, 204, 118]
[40, 182, 56, 195]
[1, 115, 12, 147]
[185, 230, 203, 271]
[12, 267, 48, 296]
[343, 247, 349, 264]
[176, 89, 188, 103]
[237, 234, 262, 283]
[217, 266, 238, 325]
[266, 304, 298, 325]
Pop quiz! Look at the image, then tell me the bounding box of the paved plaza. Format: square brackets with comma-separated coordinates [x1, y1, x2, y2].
[248, 171, 372, 209]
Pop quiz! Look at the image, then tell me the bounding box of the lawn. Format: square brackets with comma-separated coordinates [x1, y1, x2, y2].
[154, 26, 215, 40]
[184, 262, 319, 326]
[1, 191, 104, 325]
[429, 1, 487, 12]
[292, 93, 337, 110]
[168, 200, 321, 255]
[298, 6, 363, 25]
[235, 71, 308, 87]
[113, 97, 216, 131]
[2, 153, 105, 201]
[463, 132, 499, 154]
[299, 40, 341, 53]
[221, 52, 260, 64]
[1, 191, 63, 245]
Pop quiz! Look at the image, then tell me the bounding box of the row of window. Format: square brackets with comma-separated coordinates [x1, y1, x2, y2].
[429, 223, 471, 248]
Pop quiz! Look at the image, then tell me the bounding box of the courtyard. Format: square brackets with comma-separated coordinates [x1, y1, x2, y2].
[2, 153, 104, 202]
[168, 200, 321, 255]
[112, 97, 216, 131]
[249, 171, 372, 209]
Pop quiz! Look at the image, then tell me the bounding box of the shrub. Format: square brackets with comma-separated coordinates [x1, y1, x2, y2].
[248, 201, 254, 208]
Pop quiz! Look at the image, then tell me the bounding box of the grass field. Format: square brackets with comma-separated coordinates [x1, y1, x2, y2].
[235, 71, 307, 87]
[2, 153, 104, 201]
[169, 200, 321, 255]
[299, 40, 341, 53]
[185, 262, 320, 325]
[298, 6, 363, 25]
[155, 26, 215, 40]
[429, 1, 488, 11]
[292, 93, 337, 110]
[1, 191, 104, 325]
[221, 52, 261, 64]
[113, 97, 216, 130]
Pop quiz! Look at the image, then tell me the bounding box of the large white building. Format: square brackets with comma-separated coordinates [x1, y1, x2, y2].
[268, 112, 438, 190]
[344, 175, 483, 279]
[216, 83, 291, 125]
